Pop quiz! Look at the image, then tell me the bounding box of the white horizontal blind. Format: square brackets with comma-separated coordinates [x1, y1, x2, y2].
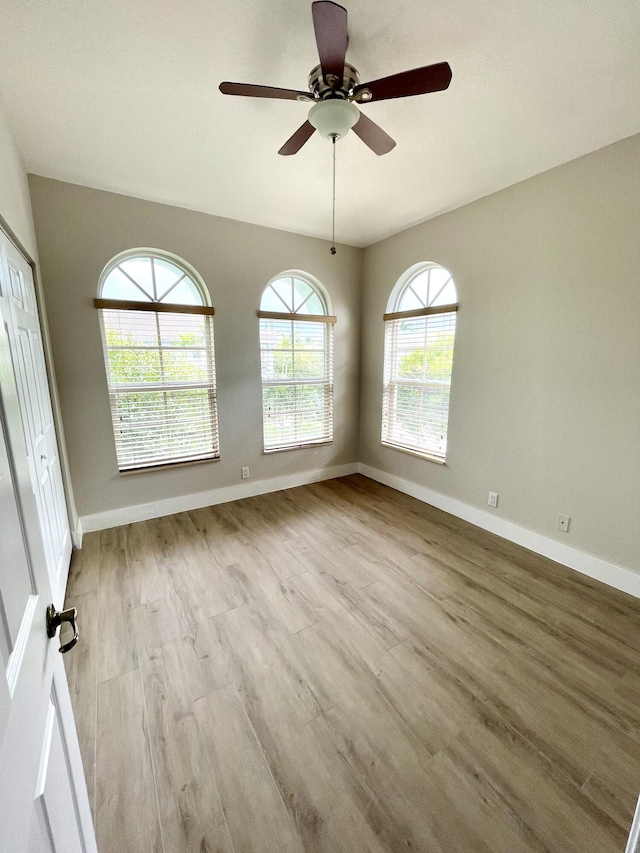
[260, 316, 334, 451]
[99, 308, 219, 470]
[382, 309, 456, 459]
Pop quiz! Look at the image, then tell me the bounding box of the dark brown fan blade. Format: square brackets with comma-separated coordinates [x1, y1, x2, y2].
[278, 121, 316, 156]
[312, 1, 348, 88]
[352, 112, 396, 155]
[219, 82, 312, 101]
[353, 62, 452, 103]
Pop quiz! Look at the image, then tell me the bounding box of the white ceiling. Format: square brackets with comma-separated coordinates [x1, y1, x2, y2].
[0, 0, 639, 247]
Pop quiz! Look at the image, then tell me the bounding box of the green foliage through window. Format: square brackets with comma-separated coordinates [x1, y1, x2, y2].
[397, 331, 455, 381]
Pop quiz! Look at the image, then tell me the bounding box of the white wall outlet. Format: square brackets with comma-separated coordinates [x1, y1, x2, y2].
[488, 492, 498, 508]
[241, 467, 250, 479]
[556, 513, 570, 532]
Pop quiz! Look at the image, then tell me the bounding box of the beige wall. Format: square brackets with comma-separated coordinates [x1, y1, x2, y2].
[360, 134, 640, 570]
[28, 177, 362, 518]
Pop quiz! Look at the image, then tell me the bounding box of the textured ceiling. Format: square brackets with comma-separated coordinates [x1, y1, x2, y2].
[0, 0, 639, 247]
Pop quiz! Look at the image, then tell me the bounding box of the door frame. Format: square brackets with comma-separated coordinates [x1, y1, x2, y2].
[0, 212, 80, 549]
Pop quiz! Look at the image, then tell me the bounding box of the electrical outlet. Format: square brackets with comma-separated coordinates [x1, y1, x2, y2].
[488, 492, 498, 508]
[556, 513, 570, 532]
[241, 467, 250, 479]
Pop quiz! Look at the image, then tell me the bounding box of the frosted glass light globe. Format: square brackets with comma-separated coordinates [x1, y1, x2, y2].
[308, 99, 360, 140]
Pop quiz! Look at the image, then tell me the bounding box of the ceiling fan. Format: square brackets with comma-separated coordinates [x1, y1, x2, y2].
[219, 0, 452, 156]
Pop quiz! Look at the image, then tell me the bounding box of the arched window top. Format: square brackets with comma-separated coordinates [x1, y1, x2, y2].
[99, 249, 210, 307]
[388, 263, 457, 314]
[260, 271, 331, 316]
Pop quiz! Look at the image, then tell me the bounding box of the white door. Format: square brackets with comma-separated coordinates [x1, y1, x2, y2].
[0, 303, 96, 853]
[0, 229, 71, 607]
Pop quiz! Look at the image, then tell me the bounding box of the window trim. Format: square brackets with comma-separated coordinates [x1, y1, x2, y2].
[379, 441, 447, 465]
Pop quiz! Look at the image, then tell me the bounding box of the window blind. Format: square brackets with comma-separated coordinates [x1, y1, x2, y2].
[98, 307, 219, 471]
[382, 309, 456, 459]
[259, 315, 334, 452]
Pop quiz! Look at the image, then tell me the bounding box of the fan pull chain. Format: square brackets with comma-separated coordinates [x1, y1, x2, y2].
[330, 135, 337, 255]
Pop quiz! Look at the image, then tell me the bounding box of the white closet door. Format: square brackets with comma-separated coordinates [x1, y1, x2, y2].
[0, 229, 71, 606]
[0, 300, 96, 853]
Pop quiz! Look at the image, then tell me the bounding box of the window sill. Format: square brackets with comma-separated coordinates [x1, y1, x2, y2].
[118, 455, 220, 475]
[381, 441, 446, 465]
[263, 439, 333, 455]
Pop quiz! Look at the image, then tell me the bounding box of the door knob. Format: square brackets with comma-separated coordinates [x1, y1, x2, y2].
[46, 604, 79, 654]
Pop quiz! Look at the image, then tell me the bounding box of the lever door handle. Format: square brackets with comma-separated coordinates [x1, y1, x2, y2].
[46, 604, 79, 654]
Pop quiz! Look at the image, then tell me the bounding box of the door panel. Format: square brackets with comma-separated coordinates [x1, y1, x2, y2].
[0, 229, 71, 606]
[0, 414, 33, 657]
[29, 698, 84, 853]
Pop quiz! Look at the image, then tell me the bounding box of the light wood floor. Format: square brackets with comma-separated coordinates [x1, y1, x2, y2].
[64, 474, 640, 853]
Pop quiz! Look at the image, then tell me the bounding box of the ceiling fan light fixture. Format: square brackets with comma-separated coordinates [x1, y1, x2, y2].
[308, 99, 359, 140]
[221, 2, 452, 157]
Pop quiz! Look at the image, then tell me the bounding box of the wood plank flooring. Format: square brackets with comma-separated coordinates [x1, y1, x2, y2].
[64, 474, 640, 852]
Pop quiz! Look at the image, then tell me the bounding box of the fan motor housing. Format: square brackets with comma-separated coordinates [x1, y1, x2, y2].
[308, 62, 361, 99]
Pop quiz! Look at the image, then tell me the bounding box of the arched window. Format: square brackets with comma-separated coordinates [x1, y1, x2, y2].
[95, 250, 219, 471]
[258, 272, 335, 452]
[382, 263, 458, 461]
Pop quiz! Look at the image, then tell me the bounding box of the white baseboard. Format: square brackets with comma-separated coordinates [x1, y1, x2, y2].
[77, 458, 639, 600]
[71, 518, 83, 550]
[358, 463, 640, 599]
[79, 463, 358, 534]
